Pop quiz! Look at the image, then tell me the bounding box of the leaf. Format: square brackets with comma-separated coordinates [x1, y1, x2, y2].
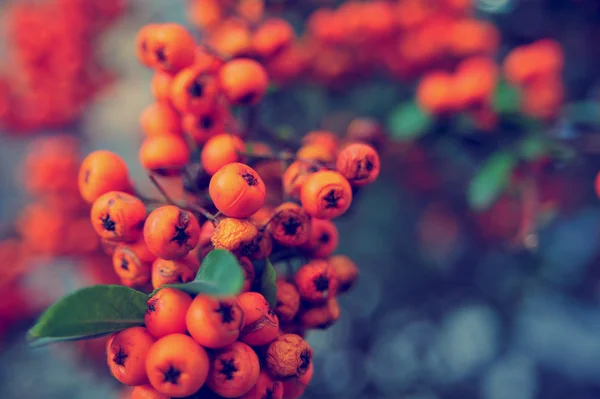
[388, 101, 433, 141]
[154, 249, 244, 297]
[518, 134, 549, 161]
[467, 151, 518, 211]
[28, 285, 148, 347]
[493, 79, 521, 115]
[564, 101, 600, 128]
[259, 258, 278, 307]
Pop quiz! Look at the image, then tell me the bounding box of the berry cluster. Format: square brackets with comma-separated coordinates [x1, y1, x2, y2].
[0, 0, 123, 133]
[68, 21, 382, 398]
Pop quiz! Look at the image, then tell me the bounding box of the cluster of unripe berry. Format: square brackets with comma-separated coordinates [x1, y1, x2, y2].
[70, 21, 382, 398]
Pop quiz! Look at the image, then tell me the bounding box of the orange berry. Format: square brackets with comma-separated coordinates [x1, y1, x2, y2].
[236, 0, 264, 23]
[131, 384, 169, 399]
[282, 362, 313, 399]
[299, 297, 341, 329]
[150, 71, 173, 102]
[265, 334, 313, 380]
[300, 170, 352, 219]
[252, 18, 294, 59]
[268, 202, 311, 247]
[113, 243, 152, 288]
[249, 205, 274, 227]
[90, 191, 146, 242]
[275, 280, 301, 323]
[136, 24, 159, 67]
[151, 257, 197, 289]
[345, 117, 386, 152]
[416, 71, 456, 115]
[145, 288, 192, 339]
[294, 259, 338, 303]
[188, 0, 223, 31]
[107, 327, 155, 386]
[182, 105, 227, 145]
[206, 341, 261, 398]
[240, 369, 284, 399]
[209, 162, 266, 218]
[211, 218, 259, 252]
[522, 74, 563, 120]
[206, 19, 252, 58]
[145, 333, 210, 397]
[302, 218, 338, 258]
[447, 19, 499, 57]
[170, 65, 220, 114]
[282, 161, 323, 200]
[186, 295, 244, 348]
[329, 255, 358, 293]
[140, 134, 190, 175]
[140, 102, 181, 137]
[218, 58, 269, 105]
[146, 23, 197, 74]
[144, 205, 200, 260]
[302, 130, 339, 155]
[336, 142, 380, 187]
[237, 292, 280, 346]
[201, 133, 246, 175]
[296, 144, 335, 163]
[454, 56, 498, 109]
[79, 150, 131, 204]
[237, 229, 273, 261]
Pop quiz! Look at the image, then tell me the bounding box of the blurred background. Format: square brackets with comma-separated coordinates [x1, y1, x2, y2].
[3, 0, 600, 398]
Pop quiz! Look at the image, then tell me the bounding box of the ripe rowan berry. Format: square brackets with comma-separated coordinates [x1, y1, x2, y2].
[237, 292, 279, 346]
[79, 150, 131, 204]
[218, 58, 269, 105]
[294, 260, 338, 303]
[237, 229, 273, 261]
[146, 23, 197, 74]
[265, 334, 313, 380]
[268, 202, 311, 247]
[90, 191, 146, 242]
[145, 333, 210, 397]
[206, 341, 261, 398]
[145, 288, 193, 338]
[211, 218, 259, 252]
[454, 56, 498, 109]
[250, 205, 274, 227]
[282, 362, 313, 399]
[201, 133, 246, 175]
[296, 144, 336, 163]
[207, 19, 252, 58]
[275, 280, 300, 323]
[107, 326, 155, 386]
[252, 18, 294, 59]
[144, 205, 200, 260]
[131, 384, 169, 399]
[151, 257, 197, 289]
[336, 142, 380, 187]
[182, 105, 227, 145]
[140, 102, 182, 137]
[238, 256, 255, 293]
[300, 170, 353, 219]
[136, 24, 159, 67]
[302, 218, 338, 258]
[329, 254, 358, 293]
[140, 134, 190, 175]
[239, 369, 284, 399]
[186, 295, 244, 348]
[345, 117, 386, 152]
[170, 65, 220, 114]
[113, 243, 152, 288]
[303, 130, 339, 154]
[282, 161, 323, 200]
[416, 71, 456, 115]
[209, 163, 266, 219]
[299, 297, 340, 329]
[151, 71, 173, 103]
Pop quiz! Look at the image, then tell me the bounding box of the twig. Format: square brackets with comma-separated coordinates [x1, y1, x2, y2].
[187, 203, 219, 223]
[148, 174, 177, 205]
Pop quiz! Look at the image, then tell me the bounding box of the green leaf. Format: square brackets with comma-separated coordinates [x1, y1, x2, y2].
[259, 258, 278, 307]
[467, 151, 518, 211]
[388, 101, 433, 141]
[493, 79, 521, 115]
[28, 285, 148, 347]
[564, 101, 600, 127]
[155, 249, 244, 297]
[518, 134, 549, 161]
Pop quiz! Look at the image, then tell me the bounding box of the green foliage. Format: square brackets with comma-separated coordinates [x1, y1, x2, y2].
[27, 285, 148, 347]
[518, 133, 550, 161]
[493, 79, 522, 115]
[388, 101, 433, 141]
[259, 258, 278, 307]
[155, 249, 245, 297]
[468, 151, 518, 211]
[564, 101, 600, 128]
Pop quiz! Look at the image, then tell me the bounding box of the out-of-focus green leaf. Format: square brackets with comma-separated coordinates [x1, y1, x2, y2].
[259, 258, 278, 307]
[493, 79, 521, 115]
[468, 151, 518, 211]
[518, 134, 549, 161]
[388, 101, 433, 141]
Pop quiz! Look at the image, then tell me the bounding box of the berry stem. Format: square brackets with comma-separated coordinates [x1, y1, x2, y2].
[186, 203, 219, 224]
[148, 174, 177, 205]
[513, 169, 539, 251]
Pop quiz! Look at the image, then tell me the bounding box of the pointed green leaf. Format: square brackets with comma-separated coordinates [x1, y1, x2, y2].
[28, 285, 148, 347]
[388, 101, 433, 141]
[468, 151, 518, 211]
[259, 258, 278, 307]
[518, 134, 549, 161]
[493, 79, 521, 115]
[154, 249, 244, 297]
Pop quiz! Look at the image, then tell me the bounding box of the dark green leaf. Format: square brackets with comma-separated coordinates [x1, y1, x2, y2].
[154, 249, 244, 297]
[493, 79, 521, 115]
[468, 151, 518, 211]
[518, 134, 549, 161]
[388, 101, 433, 141]
[28, 285, 148, 347]
[259, 258, 278, 307]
